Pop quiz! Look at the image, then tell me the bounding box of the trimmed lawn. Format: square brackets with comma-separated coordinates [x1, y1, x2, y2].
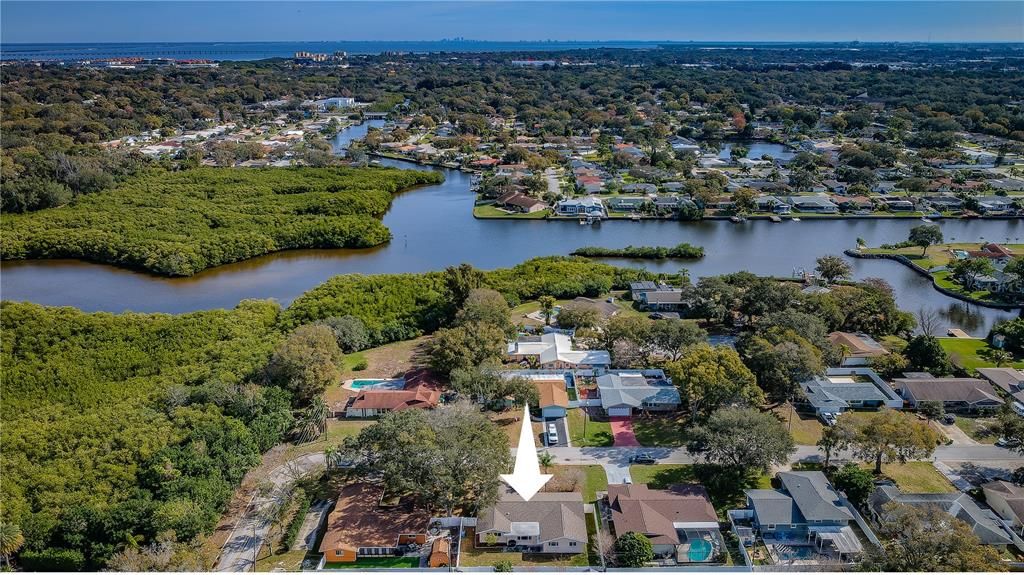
[938, 337, 1024, 371]
[474, 205, 552, 219]
[283, 419, 372, 459]
[772, 405, 824, 445]
[255, 550, 311, 572]
[459, 529, 587, 567]
[954, 416, 1000, 444]
[324, 556, 421, 569]
[861, 462, 956, 493]
[567, 408, 614, 447]
[629, 464, 771, 520]
[544, 464, 608, 503]
[632, 412, 690, 447]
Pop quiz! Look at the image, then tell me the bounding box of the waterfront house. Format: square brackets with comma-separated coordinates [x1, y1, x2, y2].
[798, 367, 903, 416]
[607, 196, 649, 212]
[821, 179, 848, 195]
[784, 196, 840, 214]
[507, 332, 611, 369]
[892, 373, 1003, 413]
[606, 483, 723, 563]
[636, 289, 687, 312]
[475, 491, 587, 554]
[869, 485, 1013, 547]
[829, 331, 890, 366]
[976, 367, 1024, 404]
[497, 192, 548, 214]
[742, 471, 863, 560]
[596, 370, 680, 416]
[966, 243, 1015, 266]
[981, 481, 1024, 537]
[978, 196, 1016, 214]
[629, 281, 660, 299]
[319, 483, 430, 566]
[555, 197, 605, 217]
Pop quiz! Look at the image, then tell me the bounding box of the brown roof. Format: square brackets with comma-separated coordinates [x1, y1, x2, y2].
[350, 384, 440, 411]
[319, 483, 430, 553]
[893, 377, 1003, 405]
[983, 480, 1024, 523]
[607, 484, 718, 546]
[828, 332, 889, 358]
[502, 193, 546, 210]
[535, 379, 570, 409]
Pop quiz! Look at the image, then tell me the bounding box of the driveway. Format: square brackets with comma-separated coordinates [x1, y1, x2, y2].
[545, 416, 569, 447]
[610, 417, 640, 446]
[935, 421, 979, 446]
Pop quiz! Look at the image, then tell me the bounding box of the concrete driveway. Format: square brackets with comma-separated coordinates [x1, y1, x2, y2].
[544, 416, 569, 447]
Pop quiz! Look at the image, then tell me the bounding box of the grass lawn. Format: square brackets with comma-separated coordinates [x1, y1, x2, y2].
[567, 408, 614, 447]
[861, 462, 956, 493]
[771, 405, 824, 445]
[459, 529, 588, 567]
[255, 550, 311, 572]
[933, 271, 992, 300]
[954, 416, 1000, 444]
[473, 205, 552, 219]
[938, 337, 1024, 371]
[337, 337, 430, 380]
[489, 411, 543, 448]
[283, 419, 373, 459]
[323, 556, 421, 569]
[632, 412, 689, 447]
[629, 464, 771, 520]
[543, 465, 608, 503]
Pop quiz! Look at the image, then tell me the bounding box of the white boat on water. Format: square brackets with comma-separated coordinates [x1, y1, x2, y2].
[791, 217, 801, 222]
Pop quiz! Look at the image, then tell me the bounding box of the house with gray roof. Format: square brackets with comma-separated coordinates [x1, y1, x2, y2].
[869, 485, 1014, 547]
[799, 368, 903, 416]
[893, 374, 1004, 413]
[977, 367, 1024, 405]
[783, 196, 840, 213]
[596, 370, 680, 417]
[742, 471, 863, 559]
[475, 490, 587, 554]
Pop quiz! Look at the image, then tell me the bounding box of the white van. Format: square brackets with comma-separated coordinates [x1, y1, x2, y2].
[1012, 401, 1024, 417]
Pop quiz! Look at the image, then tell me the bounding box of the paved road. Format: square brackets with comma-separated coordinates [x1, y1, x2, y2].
[215, 452, 326, 572]
[544, 167, 560, 196]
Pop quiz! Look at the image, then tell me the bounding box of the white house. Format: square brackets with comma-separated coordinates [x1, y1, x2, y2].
[507, 333, 611, 369]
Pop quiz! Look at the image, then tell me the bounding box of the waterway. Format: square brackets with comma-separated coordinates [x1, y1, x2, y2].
[2, 121, 1021, 336]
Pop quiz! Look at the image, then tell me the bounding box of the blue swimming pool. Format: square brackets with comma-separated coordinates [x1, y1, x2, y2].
[687, 539, 714, 562]
[350, 379, 386, 389]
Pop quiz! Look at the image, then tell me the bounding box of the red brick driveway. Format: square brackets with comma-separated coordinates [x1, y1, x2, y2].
[610, 416, 640, 446]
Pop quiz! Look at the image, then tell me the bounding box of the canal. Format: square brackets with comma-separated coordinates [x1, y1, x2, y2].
[1, 121, 1021, 336]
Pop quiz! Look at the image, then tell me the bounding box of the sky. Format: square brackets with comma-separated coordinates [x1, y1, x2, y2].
[2, 1, 1022, 44]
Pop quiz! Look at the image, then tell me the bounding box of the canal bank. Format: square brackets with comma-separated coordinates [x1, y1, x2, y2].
[1, 121, 1021, 336]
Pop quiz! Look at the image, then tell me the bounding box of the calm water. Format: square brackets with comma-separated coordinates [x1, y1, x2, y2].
[2, 122, 1021, 336]
[718, 141, 795, 160]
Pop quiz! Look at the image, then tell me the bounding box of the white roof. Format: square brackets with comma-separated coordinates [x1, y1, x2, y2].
[508, 332, 610, 367]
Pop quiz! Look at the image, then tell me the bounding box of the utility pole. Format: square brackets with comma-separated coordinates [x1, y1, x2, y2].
[252, 524, 258, 573]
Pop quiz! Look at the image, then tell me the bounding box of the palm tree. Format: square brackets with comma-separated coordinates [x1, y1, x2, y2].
[538, 451, 554, 473]
[538, 296, 556, 326]
[0, 521, 24, 568]
[293, 397, 329, 443]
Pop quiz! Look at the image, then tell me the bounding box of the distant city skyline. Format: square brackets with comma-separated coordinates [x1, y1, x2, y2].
[2, 1, 1022, 44]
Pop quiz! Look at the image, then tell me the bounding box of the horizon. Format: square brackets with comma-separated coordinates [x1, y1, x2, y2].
[2, 1, 1022, 44]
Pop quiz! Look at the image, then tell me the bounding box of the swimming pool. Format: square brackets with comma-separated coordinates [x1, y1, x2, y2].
[350, 379, 386, 389]
[687, 539, 714, 562]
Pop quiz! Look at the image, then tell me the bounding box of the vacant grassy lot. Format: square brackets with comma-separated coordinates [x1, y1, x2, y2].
[938, 337, 1024, 371]
[255, 550, 311, 572]
[323, 556, 421, 569]
[490, 411, 544, 448]
[632, 412, 690, 447]
[543, 464, 608, 503]
[954, 416, 1001, 444]
[863, 462, 956, 493]
[771, 405, 824, 445]
[568, 408, 614, 447]
[629, 464, 771, 520]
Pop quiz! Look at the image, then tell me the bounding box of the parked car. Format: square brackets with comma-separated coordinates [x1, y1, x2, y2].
[630, 453, 657, 464]
[996, 437, 1021, 448]
[547, 423, 558, 445]
[941, 414, 956, 425]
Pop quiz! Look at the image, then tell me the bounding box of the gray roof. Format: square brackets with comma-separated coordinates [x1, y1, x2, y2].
[597, 373, 681, 409]
[976, 367, 1024, 394]
[642, 290, 685, 304]
[476, 491, 587, 544]
[799, 369, 902, 411]
[748, 472, 853, 526]
[869, 486, 1013, 546]
[629, 281, 658, 292]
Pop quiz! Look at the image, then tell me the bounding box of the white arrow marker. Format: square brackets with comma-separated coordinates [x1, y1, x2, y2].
[500, 404, 552, 501]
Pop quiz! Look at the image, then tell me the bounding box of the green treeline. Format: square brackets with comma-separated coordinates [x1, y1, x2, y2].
[1, 256, 661, 569]
[0, 167, 443, 276]
[570, 243, 705, 259]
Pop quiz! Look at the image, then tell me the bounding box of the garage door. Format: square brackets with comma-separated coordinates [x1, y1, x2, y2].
[608, 407, 632, 417]
[542, 406, 566, 419]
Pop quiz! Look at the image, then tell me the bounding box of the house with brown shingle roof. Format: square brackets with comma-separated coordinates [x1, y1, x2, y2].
[828, 332, 889, 366]
[982, 480, 1024, 537]
[606, 483, 723, 563]
[345, 384, 441, 418]
[475, 491, 587, 554]
[893, 373, 1004, 413]
[319, 483, 430, 565]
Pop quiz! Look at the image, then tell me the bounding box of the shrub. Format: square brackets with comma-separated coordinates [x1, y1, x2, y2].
[19, 548, 86, 571]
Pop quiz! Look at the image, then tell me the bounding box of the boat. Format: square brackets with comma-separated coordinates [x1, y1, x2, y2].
[730, 215, 746, 223]
[769, 215, 782, 223]
[921, 217, 933, 223]
[630, 213, 641, 221]
[791, 217, 801, 222]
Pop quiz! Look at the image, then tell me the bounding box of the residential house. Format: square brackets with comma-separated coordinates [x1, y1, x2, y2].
[784, 196, 840, 214]
[892, 373, 1004, 413]
[497, 192, 548, 214]
[475, 491, 587, 554]
[978, 196, 1016, 214]
[606, 483, 723, 563]
[829, 332, 890, 366]
[345, 383, 441, 418]
[799, 368, 903, 416]
[319, 483, 430, 565]
[636, 289, 687, 313]
[507, 332, 611, 369]
[556, 197, 605, 217]
[976, 367, 1024, 405]
[924, 195, 963, 211]
[966, 243, 1016, 266]
[669, 136, 702, 155]
[821, 180, 848, 195]
[742, 471, 863, 559]
[607, 196, 649, 212]
[869, 485, 1014, 547]
[596, 370, 680, 416]
[981, 481, 1024, 537]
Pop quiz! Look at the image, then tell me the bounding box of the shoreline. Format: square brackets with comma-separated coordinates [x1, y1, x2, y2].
[844, 249, 1024, 311]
